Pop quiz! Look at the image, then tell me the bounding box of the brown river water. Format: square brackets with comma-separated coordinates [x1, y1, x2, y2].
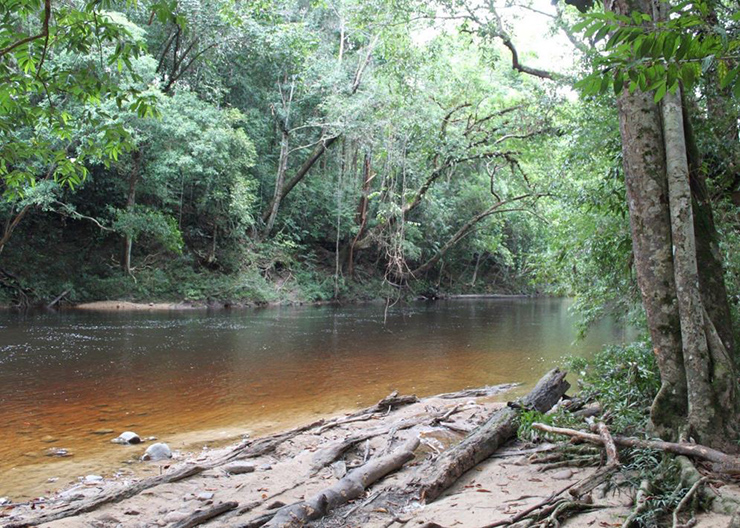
[0, 298, 633, 499]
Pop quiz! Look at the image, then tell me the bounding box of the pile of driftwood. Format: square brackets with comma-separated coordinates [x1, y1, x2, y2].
[7, 367, 740, 528]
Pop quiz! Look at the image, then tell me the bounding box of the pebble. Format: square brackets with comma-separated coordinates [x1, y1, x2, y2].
[223, 462, 255, 475]
[0, 497, 10, 506]
[111, 431, 141, 445]
[141, 443, 172, 461]
[44, 447, 73, 457]
[551, 469, 574, 480]
[196, 492, 214, 501]
[40, 435, 59, 444]
[258, 463, 273, 471]
[84, 475, 104, 484]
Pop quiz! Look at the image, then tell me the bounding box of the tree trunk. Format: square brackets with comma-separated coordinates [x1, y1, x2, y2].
[615, 80, 687, 437]
[408, 194, 534, 278]
[263, 129, 290, 238]
[123, 149, 141, 275]
[609, 0, 739, 448]
[348, 152, 372, 278]
[260, 135, 339, 227]
[683, 95, 736, 360]
[661, 88, 718, 441]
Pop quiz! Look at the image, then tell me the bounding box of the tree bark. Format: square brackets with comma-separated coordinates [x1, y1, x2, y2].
[683, 96, 736, 360]
[612, 0, 687, 437]
[661, 88, 717, 440]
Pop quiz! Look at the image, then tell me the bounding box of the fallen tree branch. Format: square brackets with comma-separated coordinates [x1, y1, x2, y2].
[435, 383, 520, 399]
[172, 501, 239, 528]
[532, 423, 740, 474]
[5, 464, 206, 527]
[593, 421, 620, 467]
[311, 407, 458, 472]
[262, 436, 420, 528]
[411, 368, 570, 503]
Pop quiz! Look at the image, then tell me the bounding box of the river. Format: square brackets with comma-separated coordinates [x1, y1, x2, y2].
[0, 298, 632, 499]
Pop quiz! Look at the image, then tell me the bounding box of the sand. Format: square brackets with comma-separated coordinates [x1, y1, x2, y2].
[3, 390, 737, 528]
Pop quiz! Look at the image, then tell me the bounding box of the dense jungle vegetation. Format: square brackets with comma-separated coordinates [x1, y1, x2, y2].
[0, 0, 618, 307]
[0, 0, 738, 330]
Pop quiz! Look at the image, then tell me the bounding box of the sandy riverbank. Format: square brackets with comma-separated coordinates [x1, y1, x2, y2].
[3, 385, 736, 528]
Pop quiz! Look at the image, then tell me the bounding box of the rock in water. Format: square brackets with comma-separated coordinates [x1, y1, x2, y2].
[111, 431, 141, 445]
[44, 447, 73, 457]
[141, 442, 172, 461]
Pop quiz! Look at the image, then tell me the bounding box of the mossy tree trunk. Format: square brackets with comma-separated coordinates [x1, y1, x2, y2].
[610, 0, 739, 449]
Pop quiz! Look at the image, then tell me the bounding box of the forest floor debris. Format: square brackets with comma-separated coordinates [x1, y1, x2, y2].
[2, 378, 738, 528]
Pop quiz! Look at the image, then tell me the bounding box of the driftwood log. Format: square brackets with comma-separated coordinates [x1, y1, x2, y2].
[411, 368, 570, 502]
[172, 501, 239, 528]
[261, 436, 420, 528]
[533, 423, 740, 474]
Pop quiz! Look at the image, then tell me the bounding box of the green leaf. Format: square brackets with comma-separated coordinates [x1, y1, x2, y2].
[653, 82, 667, 103]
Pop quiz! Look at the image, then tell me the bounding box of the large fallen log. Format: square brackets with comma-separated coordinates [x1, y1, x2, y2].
[532, 423, 740, 474]
[262, 436, 420, 528]
[411, 368, 570, 502]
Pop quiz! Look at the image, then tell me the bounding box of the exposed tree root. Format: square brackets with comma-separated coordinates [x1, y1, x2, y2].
[621, 479, 651, 528]
[672, 477, 706, 528]
[532, 423, 740, 474]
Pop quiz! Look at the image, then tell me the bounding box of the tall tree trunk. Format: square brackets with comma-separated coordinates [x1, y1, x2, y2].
[263, 129, 290, 238]
[123, 149, 141, 275]
[682, 98, 735, 360]
[609, 0, 738, 448]
[615, 81, 687, 438]
[348, 151, 372, 278]
[661, 89, 717, 441]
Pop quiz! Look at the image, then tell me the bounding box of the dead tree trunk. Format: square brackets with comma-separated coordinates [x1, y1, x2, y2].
[411, 368, 570, 502]
[262, 437, 420, 528]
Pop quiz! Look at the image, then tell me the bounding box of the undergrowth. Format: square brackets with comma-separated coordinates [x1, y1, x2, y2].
[518, 341, 712, 528]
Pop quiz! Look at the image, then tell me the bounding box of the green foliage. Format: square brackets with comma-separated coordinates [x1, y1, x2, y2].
[572, 1, 740, 101]
[0, 1, 162, 194]
[566, 341, 659, 434]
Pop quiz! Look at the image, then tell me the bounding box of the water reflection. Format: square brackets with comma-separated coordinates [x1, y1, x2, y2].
[0, 298, 632, 498]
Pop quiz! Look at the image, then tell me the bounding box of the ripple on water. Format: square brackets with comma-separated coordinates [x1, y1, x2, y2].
[0, 298, 634, 499]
